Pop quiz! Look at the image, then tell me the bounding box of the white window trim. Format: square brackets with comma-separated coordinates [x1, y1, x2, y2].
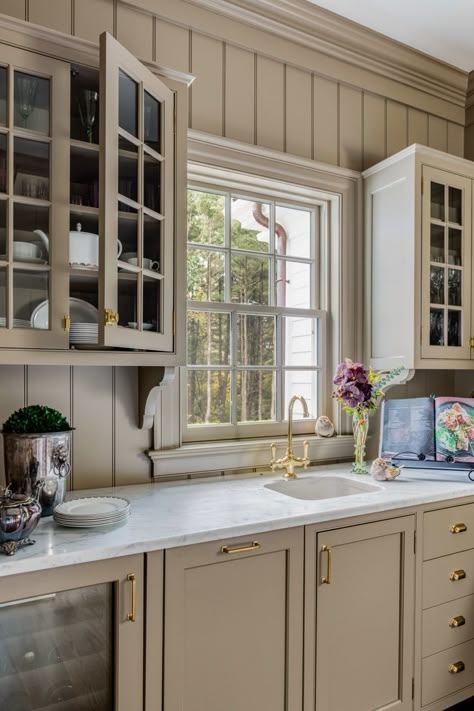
[149, 131, 363, 478]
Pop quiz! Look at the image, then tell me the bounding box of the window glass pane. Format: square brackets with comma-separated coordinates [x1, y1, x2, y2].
[0, 66, 6, 127]
[14, 268, 49, 328]
[430, 224, 444, 263]
[119, 70, 138, 137]
[236, 314, 275, 365]
[188, 311, 230, 366]
[284, 317, 318, 367]
[430, 266, 444, 305]
[276, 260, 311, 308]
[187, 249, 224, 302]
[448, 228, 462, 266]
[13, 203, 49, 265]
[144, 214, 161, 271]
[0, 133, 6, 193]
[118, 202, 138, 265]
[143, 275, 160, 333]
[448, 268, 461, 306]
[448, 310, 461, 347]
[144, 91, 161, 153]
[144, 153, 161, 214]
[14, 71, 50, 135]
[430, 182, 444, 221]
[276, 205, 311, 259]
[0, 199, 6, 256]
[0, 266, 5, 326]
[187, 190, 224, 246]
[187, 369, 231, 425]
[284, 370, 318, 419]
[237, 370, 276, 422]
[448, 187, 462, 225]
[14, 138, 49, 199]
[430, 308, 444, 346]
[118, 137, 138, 203]
[231, 254, 269, 305]
[231, 198, 269, 252]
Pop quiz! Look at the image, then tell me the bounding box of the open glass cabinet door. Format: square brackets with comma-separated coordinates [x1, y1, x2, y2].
[98, 32, 175, 351]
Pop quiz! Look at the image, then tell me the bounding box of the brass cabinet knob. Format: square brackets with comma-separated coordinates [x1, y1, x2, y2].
[448, 661, 465, 674]
[450, 569, 467, 582]
[450, 523, 467, 534]
[449, 615, 466, 628]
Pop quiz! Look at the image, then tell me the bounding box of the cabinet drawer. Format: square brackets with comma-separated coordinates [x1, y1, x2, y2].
[423, 551, 474, 609]
[422, 639, 474, 707]
[422, 596, 474, 657]
[424, 504, 474, 560]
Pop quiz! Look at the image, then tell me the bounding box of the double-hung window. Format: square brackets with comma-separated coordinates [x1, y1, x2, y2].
[185, 179, 326, 441]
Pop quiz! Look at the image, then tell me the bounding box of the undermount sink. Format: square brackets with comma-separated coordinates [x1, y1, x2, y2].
[265, 475, 383, 501]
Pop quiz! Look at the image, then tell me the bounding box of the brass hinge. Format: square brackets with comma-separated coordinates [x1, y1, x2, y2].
[470, 337, 474, 348]
[104, 308, 119, 326]
[64, 314, 70, 333]
[412, 677, 415, 700]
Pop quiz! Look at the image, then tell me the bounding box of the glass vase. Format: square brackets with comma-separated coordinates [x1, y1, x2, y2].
[352, 410, 369, 474]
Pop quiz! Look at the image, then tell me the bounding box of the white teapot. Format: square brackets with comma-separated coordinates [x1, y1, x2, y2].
[34, 224, 122, 268]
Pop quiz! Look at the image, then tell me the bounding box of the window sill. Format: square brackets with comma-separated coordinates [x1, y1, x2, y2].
[148, 434, 354, 478]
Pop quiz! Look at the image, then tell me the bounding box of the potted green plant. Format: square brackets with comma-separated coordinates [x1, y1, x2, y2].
[2, 405, 73, 516]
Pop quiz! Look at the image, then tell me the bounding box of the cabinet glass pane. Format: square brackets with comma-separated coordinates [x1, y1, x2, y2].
[143, 153, 161, 214]
[430, 182, 444, 221]
[187, 369, 231, 425]
[449, 186, 462, 225]
[71, 65, 100, 143]
[276, 205, 311, 259]
[0, 66, 6, 127]
[236, 314, 275, 365]
[14, 138, 49, 199]
[118, 203, 138, 265]
[119, 70, 138, 137]
[143, 214, 161, 271]
[448, 228, 462, 265]
[430, 309, 444, 346]
[276, 259, 311, 308]
[231, 254, 269, 305]
[13, 269, 49, 328]
[187, 311, 230, 366]
[70, 145, 99, 208]
[448, 311, 462, 347]
[117, 270, 138, 329]
[284, 370, 317, 418]
[0, 267, 5, 326]
[430, 224, 444, 263]
[231, 198, 269, 252]
[144, 91, 161, 153]
[0, 583, 114, 710]
[430, 266, 444, 305]
[237, 370, 276, 422]
[118, 137, 138, 203]
[0, 133, 6, 194]
[448, 269, 462, 306]
[188, 249, 224, 302]
[143, 274, 160, 332]
[14, 71, 50, 135]
[0, 199, 6, 256]
[187, 190, 225, 246]
[14, 203, 49, 264]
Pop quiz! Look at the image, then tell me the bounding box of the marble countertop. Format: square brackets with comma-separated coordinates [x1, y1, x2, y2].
[2, 463, 474, 577]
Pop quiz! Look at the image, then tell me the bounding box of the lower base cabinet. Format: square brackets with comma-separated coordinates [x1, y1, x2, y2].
[0, 555, 144, 711]
[162, 527, 304, 711]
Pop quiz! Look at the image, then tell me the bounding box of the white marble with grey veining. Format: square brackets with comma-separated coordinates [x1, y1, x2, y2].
[2, 463, 474, 577]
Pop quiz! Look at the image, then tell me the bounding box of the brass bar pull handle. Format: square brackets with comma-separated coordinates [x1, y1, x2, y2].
[127, 573, 137, 622]
[221, 541, 260, 554]
[321, 545, 332, 584]
[450, 569, 467, 582]
[450, 615, 466, 628]
[449, 661, 465, 674]
[450, 523, 467, 534]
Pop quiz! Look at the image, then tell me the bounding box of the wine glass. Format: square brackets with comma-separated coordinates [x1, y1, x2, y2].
[15, 74, 38, 128]
[78, 89, 98, 143]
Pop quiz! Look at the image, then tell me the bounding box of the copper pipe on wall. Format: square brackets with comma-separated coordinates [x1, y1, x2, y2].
[252, 203, 288, 306]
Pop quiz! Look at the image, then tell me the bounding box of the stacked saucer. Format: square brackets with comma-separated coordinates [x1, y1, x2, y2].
[69, 323, 99, 344]
[53, 496, 130, 528]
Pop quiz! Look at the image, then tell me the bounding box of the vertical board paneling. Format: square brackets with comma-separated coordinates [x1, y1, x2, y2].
[72, 366, 113, 490]
[447, 122, 464, 157]
[0, 0, 26, 19]
[74, 0, 114, 43]
[191, 32, 223, 135]
[116, 3, 153, 62]
[256, 55, 284, 152]
[428, 115, 448, 152]
[386, 101, 408, 156]
[363, 93, 385, 169]
[408, 108, 428, 145]
[339, 85, 362, 170]
[225, 44, 255, 144]
[0, 366, 24, 486]
[285, 66, 312, 159]
[156, 18, 190, 74]
[313, 76, 338, 165]
[28, 0, 72, 34]
[114, 367, 151, 486]
[27, 366, 71, 417]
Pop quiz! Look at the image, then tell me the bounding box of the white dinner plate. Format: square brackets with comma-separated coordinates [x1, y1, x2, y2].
[53, 515, 129, 529]
[55, 496, 130, 517]
[54, 512, 129, 525]
[31, 298, 98, 329]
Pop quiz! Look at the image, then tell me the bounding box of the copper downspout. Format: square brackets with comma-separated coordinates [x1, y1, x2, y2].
[252, 203, 288, 305]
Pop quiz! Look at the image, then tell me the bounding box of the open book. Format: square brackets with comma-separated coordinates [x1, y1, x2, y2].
[380, 397, 474, 462]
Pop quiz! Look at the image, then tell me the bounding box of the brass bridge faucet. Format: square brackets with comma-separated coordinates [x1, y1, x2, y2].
[271, 395, 310, 479]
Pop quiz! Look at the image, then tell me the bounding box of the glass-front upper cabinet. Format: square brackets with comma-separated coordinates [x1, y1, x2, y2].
[421, 166, 472, 360]
[0, 45, 69, 349]
[98, 33, 175, 351]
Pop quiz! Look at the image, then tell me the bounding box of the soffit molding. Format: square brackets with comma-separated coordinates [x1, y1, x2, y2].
[180, 0, 467, 108]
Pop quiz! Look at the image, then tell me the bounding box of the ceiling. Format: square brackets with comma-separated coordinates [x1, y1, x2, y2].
[309, 0, 474, 71]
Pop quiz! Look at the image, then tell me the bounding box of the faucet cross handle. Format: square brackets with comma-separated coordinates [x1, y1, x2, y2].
[270, 442, 277, 472]
[303, 440, 310, 468]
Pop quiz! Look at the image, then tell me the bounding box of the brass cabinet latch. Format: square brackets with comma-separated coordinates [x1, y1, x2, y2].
[449, 615, 466, 628]
[450, 523, 467, 534]
[470, 338, 474, 348]
[104, 309, 119, 326]
[64, 314, 70, 333]
[450, 569, 467, 582]
[448, 661, 465, 674]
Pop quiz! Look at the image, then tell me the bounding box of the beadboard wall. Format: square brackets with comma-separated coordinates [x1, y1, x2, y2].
[0, 366, 152, 489]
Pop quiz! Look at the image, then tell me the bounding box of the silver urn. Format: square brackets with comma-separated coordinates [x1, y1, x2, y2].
[3, 431, 72, 516]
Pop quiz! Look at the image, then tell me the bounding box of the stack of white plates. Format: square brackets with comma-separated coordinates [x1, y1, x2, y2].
[53, 496, 130, 528]
[0, 318, 31, 328]
[70, 323, 98, 344]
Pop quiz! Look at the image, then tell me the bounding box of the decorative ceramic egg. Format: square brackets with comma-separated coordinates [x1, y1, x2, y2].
[315, 415, 335, 438]
[370, 457, 403, 481]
